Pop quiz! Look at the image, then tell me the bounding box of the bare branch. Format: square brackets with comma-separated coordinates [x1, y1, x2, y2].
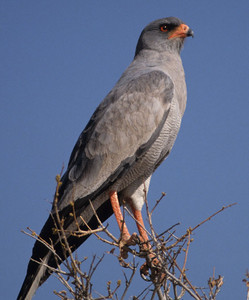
[22, 175, 235, 299]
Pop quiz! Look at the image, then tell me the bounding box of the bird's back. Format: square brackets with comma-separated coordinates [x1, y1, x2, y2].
[17, 16, 192, 299]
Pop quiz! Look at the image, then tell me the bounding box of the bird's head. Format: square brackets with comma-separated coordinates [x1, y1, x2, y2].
[135, 17, 194, 56]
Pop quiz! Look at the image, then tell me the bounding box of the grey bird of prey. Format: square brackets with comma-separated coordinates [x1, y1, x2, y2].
[17, 17, 193, 300]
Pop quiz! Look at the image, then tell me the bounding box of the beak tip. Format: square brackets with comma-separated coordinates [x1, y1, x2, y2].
[187, 29, 194, 38]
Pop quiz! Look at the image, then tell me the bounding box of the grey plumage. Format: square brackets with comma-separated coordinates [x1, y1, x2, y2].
[17, 17, 193, 300]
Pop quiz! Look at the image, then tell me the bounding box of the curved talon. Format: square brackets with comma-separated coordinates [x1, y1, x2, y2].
[124, 232, 139, 246]
[140, 262, 151, 281]
[119, 232, 139, 259]
[120, 248, 129, 259]
[140, 258, 165, 282]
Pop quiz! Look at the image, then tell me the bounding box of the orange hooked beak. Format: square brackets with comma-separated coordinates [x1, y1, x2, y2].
[168, 23, 194, 39]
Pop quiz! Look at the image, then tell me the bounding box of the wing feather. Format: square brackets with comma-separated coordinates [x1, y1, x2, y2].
[59, 71, 174, 208]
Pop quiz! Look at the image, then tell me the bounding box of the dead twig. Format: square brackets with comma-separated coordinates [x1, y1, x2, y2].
[22, 173, 235, 299]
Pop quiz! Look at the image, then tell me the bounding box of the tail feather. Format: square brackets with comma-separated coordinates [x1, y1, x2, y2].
[17, 198, 113, 299]
[17, 255, 51, 300]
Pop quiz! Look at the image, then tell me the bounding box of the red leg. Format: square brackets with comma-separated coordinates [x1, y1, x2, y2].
[131, 207, 150, 248]
[109, 191, 136, 243]
[129, 203, 162, 280]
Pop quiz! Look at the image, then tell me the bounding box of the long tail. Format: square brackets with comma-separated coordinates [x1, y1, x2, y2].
[17, 252, 52, 300]
[17, 214, 57, 300]
[17, 196, 113, 300]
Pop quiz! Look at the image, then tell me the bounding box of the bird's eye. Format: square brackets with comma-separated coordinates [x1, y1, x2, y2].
[160, 25, 168, 32]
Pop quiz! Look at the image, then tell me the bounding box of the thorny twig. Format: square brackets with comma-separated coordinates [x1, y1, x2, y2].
[22, 174, 236, 299]
[120, 258, 138, 300]
[208, 268, 224, 300]
[166, 202, 237, 251]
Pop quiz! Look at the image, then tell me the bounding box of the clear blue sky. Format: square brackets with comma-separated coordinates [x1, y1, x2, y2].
[1, 1, 248, 299]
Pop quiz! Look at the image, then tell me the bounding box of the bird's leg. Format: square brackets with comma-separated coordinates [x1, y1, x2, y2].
[130, 207, 150, 249]
[129, 204, 162, 280]
[109, 191, 138, 251]
[110, 193, 162, 277]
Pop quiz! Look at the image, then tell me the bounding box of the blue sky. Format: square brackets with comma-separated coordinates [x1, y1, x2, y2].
[1, 1, 248, 299]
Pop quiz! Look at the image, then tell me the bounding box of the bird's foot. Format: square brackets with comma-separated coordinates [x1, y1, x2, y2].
[119, 232, 139, 259]
[140, 256, 165, 282]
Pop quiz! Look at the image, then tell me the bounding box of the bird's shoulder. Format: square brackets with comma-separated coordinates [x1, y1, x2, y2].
[68, 70, 174, 168]
[59, 70, 175, 201]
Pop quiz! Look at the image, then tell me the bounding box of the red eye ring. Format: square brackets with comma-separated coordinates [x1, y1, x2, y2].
[160, 25, 168, 32]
